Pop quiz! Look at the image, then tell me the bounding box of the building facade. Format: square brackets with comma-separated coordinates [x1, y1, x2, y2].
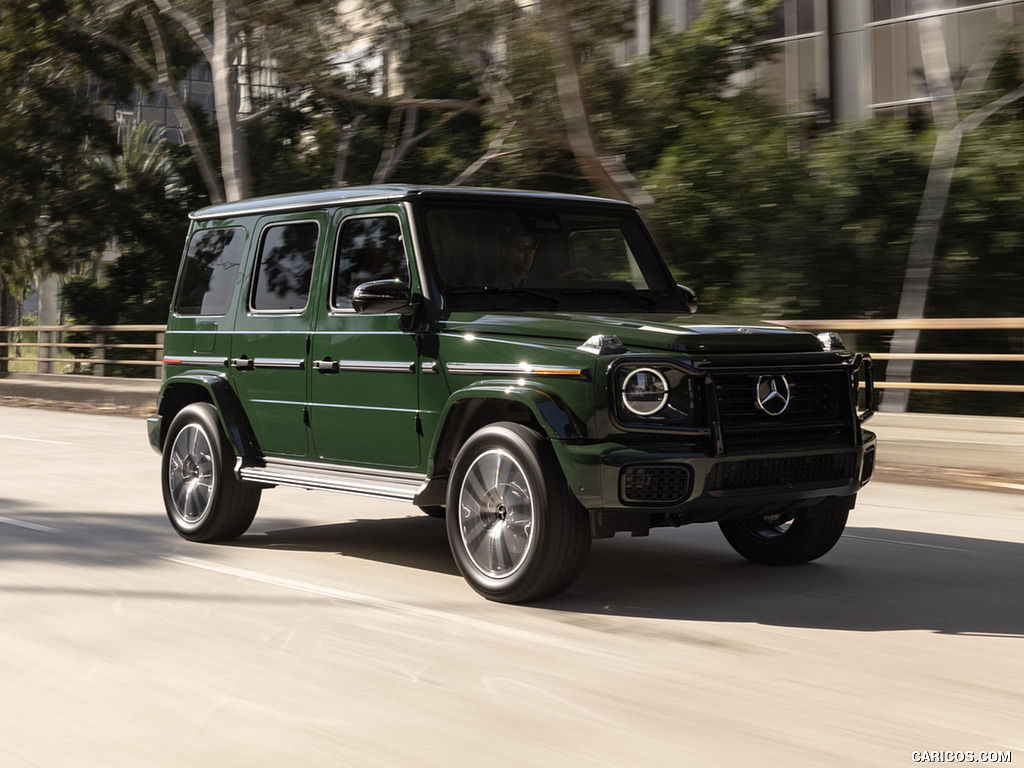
[637, 0, 1024, 123]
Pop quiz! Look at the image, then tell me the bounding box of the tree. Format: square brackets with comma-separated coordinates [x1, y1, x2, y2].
[0, 0, 127, 370]
[71, 0, 343, 202]
[63, 120, 204, 328]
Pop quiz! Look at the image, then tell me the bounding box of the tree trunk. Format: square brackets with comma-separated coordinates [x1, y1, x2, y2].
[884, 129, 961, 411]
[373, 107, 417, 184]
[211, 0, 251, 202]
[140, 10, 226, 204]
[884, 2, 1022, 411]
[450, 122, 517, 186]
[331, 113, 364, 187]
[0, 274, 11, 374]
[544, 1, 652, 209]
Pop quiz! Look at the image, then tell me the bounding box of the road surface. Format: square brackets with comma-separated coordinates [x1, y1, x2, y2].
[1, 406, 1021, 767]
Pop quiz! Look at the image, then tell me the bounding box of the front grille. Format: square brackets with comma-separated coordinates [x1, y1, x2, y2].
[713, 370, 850, 451]
[620, 465, 692, 504]
[707, 453, 857, 492]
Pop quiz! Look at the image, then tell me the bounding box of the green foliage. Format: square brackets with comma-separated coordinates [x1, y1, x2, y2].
[3, 0, 1024, 407]
[800, 120, 930, 318]
[0, 1, 120, 284]
[62, 121, 204, 326]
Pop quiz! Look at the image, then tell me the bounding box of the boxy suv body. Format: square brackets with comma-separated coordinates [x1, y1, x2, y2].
[148, 185, 876, 602]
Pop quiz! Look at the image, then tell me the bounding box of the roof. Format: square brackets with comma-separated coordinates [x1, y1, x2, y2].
[189, 185, 633, 221]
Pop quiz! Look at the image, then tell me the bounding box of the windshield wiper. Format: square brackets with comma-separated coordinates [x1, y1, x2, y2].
[450, 286, 560, 309]
[558, 287, 659, 310]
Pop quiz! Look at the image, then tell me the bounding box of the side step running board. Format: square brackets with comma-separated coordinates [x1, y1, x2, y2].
[239, 459, 427, 503]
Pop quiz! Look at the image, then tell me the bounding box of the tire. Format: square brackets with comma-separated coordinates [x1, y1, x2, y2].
[446, 422, 591, 603]
[161, 402, 261, 542]
[718, 501, 849, 565]
[418, 506, 446, 519]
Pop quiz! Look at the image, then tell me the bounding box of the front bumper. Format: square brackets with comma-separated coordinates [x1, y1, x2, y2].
[556, 430, 876, 537]
[147, 414, 163, 453]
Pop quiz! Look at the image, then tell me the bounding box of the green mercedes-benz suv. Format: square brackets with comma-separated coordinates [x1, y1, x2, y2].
[148, 185, 876, 603]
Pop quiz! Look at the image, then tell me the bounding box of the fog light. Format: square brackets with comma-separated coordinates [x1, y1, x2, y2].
[620, 465, 691, 504]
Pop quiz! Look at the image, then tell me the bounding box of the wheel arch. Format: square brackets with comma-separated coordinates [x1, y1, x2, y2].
[424, 383, 585, 485]
[155, 374, 260, 458]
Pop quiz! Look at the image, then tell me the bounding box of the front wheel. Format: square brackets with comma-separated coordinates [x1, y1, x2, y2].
[161, 403, 261, 542]
[446, 423, 591, 603]
[718, 501, 850, 565]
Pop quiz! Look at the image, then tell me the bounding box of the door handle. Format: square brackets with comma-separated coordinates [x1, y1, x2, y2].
[313, 359, 339, 373]
[231, 357, 254, 371]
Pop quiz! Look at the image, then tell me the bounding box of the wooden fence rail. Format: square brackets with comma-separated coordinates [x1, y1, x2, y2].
[0, 325, 166, 378]
[1, 319, 1022, 393]
[779, 318, 1024, 394]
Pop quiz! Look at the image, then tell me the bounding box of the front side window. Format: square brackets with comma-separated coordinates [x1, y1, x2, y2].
[251, 221, 319, 312]
[175, 227, 245, 316]
[332, 215, 409, 310]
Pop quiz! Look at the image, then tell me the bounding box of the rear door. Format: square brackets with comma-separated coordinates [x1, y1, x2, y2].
[228, 212, 327, 458]
[308, 205, 422, 469]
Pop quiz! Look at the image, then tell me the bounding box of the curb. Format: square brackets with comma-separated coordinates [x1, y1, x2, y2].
[0, 372, 159, 412]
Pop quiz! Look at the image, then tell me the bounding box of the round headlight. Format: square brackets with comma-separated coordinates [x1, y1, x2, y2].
[621, 368, 669, 416]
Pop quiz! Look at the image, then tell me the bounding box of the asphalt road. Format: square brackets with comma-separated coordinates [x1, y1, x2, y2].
[1, 406, 1022, 767]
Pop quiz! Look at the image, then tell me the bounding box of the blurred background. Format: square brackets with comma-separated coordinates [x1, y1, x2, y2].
[1, 0, 1022, 415]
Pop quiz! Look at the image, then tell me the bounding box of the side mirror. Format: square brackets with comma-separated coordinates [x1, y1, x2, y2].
[352, 280, 414, 315]
[677, 284, 698, 314]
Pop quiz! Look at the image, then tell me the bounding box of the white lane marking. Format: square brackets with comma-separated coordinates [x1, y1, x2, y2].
[844, 535, 970, 552]
[0, 516, 63, 533]
[162, 555, 579, 650]
[0, 434, 72, 445]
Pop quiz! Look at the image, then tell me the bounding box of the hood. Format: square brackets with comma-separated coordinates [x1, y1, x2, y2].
[441, 312, 824, 354]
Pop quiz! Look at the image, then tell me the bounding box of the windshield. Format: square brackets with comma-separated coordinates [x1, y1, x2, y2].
[417, 202, 684, 312]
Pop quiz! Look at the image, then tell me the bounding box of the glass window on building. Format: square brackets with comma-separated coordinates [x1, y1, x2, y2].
[747, 0, 829, 118]
[869, 3, 1022, 120]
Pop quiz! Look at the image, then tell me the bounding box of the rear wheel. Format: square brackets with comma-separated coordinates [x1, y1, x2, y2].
[161, 403, 261, 542]
[718, 501, 849, 565]
[446, 422, 590, 603]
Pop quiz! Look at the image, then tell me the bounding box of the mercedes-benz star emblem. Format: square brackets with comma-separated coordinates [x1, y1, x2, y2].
[754, 375, 791, 416]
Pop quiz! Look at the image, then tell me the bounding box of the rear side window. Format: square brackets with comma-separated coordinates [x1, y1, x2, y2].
[332, 215, 409, 310]
[251, 221, 319, 312]
[174, 227, 245, 316]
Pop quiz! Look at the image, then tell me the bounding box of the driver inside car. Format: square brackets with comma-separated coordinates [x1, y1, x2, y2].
[497, 229, 538, 287]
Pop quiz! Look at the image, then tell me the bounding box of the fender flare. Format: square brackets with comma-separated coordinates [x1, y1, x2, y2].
[155, 373, 260, 458]
[426, 381, 586, 478]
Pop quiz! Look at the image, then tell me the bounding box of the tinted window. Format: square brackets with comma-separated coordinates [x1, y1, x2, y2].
[568, 229, 650, 287]
[332, 215, 409, 309]
[419, 203, 682, 312]
[252, 222, 319, 312]
[175, 228, 245, 316]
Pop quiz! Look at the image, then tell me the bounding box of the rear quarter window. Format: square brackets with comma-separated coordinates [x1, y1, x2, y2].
[174, 227, 245, 316]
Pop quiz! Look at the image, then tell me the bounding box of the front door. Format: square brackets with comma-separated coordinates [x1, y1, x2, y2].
[228, 212, 327, 457]
[308, 207, 422, 469]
